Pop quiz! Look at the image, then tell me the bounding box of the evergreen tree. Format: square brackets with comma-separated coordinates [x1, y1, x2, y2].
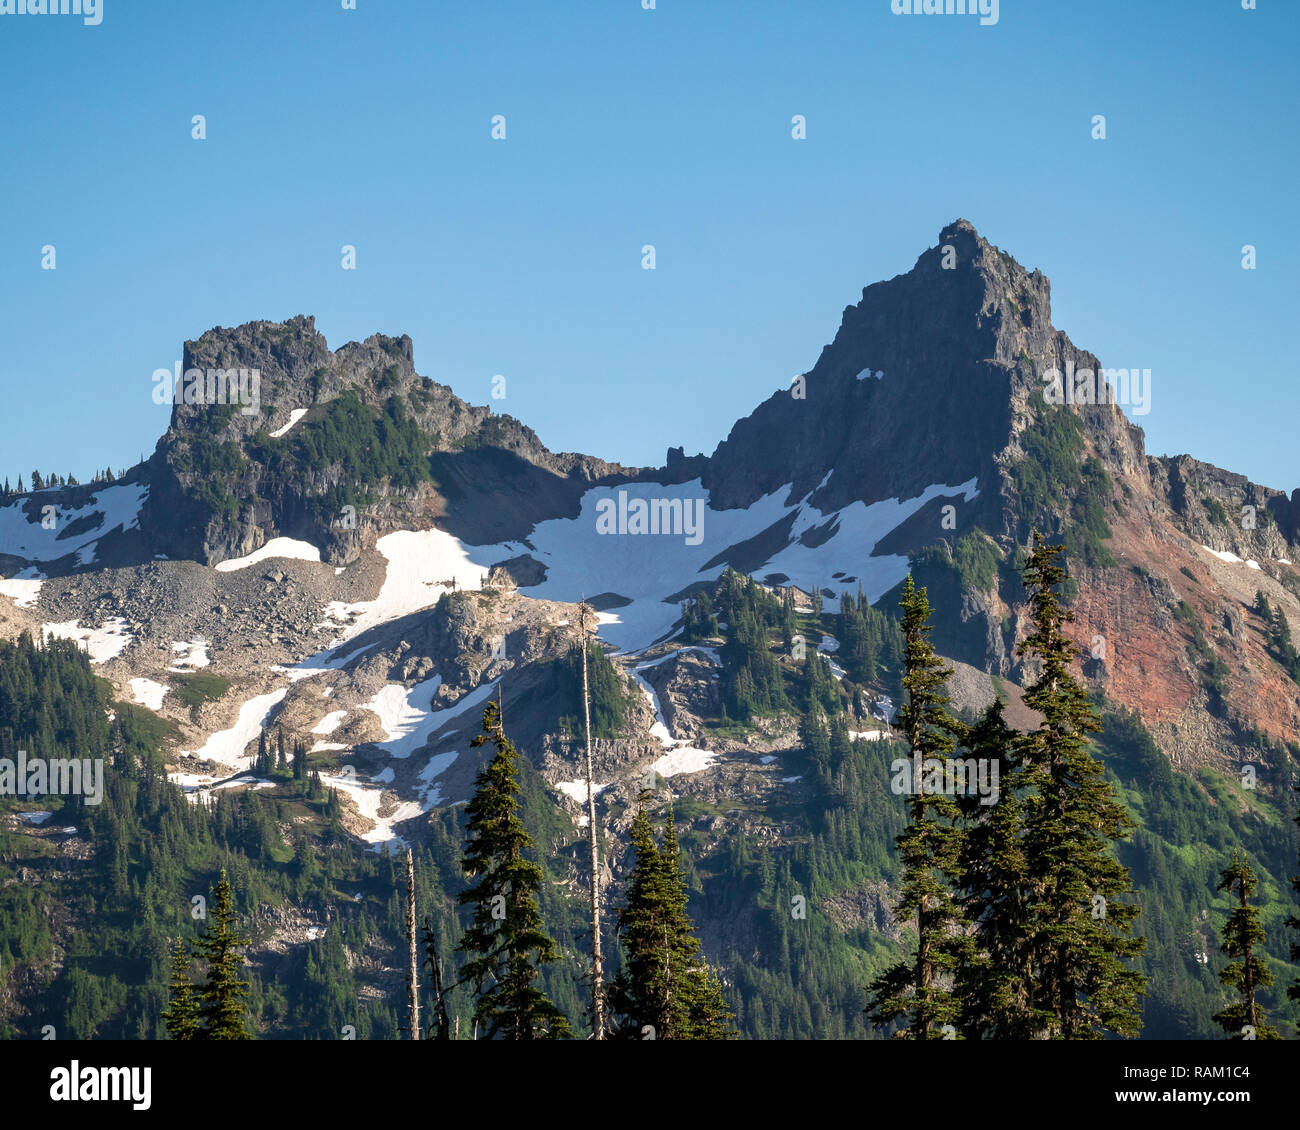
[865, 575, 966, 1038]
[161, 938, 199, 1040]
[1213, 851, 1280, 1039]
[196, 869, 251, 1040]
[456, 698, 571, 1040]
[1015, 533, 1145, 1039]
[1289, 791, 1300, 1034]
[953, 699, 1042, 1038]
[607, 799, 734, 1039]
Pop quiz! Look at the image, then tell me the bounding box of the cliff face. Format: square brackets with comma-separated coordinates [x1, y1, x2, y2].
[139, 315, 640, 567]
[2, 222, 1297, 770]
[702, 219, 1146, 518]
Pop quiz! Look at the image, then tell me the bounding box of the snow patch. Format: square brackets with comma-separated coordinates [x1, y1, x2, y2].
[215, 537, 321, 573]
[311, 710, 347, 735]
[180, 689, 288, 771]
[651, 746, 717, 778]
[0, 482, 147, 564]
[0, 575, 43, 607]
[129, 678, 169, 710]
[42, 617, 133, 664]
[1202, 545, 1244, 565]
[556, 779, 608, 804]
[268, 408, 308, 439]
[168, 638, 210, 672]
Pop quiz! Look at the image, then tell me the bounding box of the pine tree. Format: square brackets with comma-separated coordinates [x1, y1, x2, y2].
[161, 938, 199, 1040]
[607, 799, 734, 1039]
[953, 698, 1043, 1038]
[1213, 851, 1280, 1039]
[865, 575, 966, 1038]
[457, 698, 571, 1040]
[196, 869, 251, 1040]
[1015, 533, 1145, 1039]
[1289, 791, 1300, 1034]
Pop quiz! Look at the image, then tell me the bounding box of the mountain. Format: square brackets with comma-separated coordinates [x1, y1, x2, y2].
[2, 220, 1298, 1040]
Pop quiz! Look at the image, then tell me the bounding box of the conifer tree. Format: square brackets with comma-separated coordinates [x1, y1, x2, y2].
[1015, 533, 1145, 1039]
[161, 938, 199, 1040]
[1213, 851, 1280, 1039]
[1289, 792, 1300, 1033]
[457, 698, 571, 1040]
[196, 869, 251, 1040]
[866, 575, 966, 1038]
[607, 799, 734, 1039]
[953, 699, 1042, 1038]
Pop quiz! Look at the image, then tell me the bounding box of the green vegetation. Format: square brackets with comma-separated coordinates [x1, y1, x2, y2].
[171, 672, 230, 716]
[1203, 496, 1229, 526]
[548, 642, 637, 741]
[606, 799, 735, 1039]
[1014, 390, 1116, 568]
[457, 699, 571, 1039]
[1211, 852, 1281, 1039]
[1254, 591, 1300, 684]
[248, 390, 434, 522]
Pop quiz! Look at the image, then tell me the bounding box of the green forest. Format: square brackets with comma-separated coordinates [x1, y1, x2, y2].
[1, 536, 1298, 1039]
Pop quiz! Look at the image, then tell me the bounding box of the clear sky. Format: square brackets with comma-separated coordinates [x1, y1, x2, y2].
[1, 0, 1296, 493]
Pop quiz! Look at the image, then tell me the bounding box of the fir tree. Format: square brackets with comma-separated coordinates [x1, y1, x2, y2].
[1015, 533, 1145, 1039]
[1213, 851, 1280, 1039]
[607, 799, 735, 1039]
[953, 699, 1042, 1038]
[457, 698, 571, 1040]
[865, 575, 966, 1038]
[1289, 791, 1300, 1034]
[161, 938, 199, 1040]
[196, 869, 251, 1040]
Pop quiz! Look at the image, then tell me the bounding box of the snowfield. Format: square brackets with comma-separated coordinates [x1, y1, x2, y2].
[215, 537, 321, 572]
[181, 688, 288, 771]
[129, 678, 169, 710]
[474, 476, 979, 653]
[0, 483, 147, 564]
[0, 572, 44, 607]
[42, 618, 133, 664]
[317, 529, 491, 646]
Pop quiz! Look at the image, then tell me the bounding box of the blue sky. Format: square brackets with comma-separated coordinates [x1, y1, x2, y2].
[1, 0, 1296, 493]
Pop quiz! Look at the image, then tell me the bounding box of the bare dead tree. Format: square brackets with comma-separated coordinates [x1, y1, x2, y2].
[406, 848, 420, 1041]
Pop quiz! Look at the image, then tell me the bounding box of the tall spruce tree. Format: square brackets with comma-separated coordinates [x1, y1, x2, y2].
[865, 575, 967, 1038]
[457, 698, 571, 1040]
[1289, 792, 1300, 1034]
[953, 698, 1043, 1038]
[1213, 851, 1280, 1039]
[161, 938, 199, 1040]
[196, 869, 251, 1040]
[1015, 534, 1145, 1039]
[607, 799, 734, 1039]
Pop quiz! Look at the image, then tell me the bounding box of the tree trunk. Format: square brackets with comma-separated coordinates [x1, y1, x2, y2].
[406, 848, 420, 1040]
